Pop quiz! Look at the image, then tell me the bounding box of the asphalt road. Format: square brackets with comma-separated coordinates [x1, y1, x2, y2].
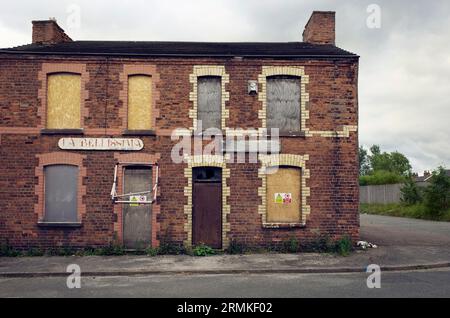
[1, 214, 449, 298]
[0, 269, 449, 298]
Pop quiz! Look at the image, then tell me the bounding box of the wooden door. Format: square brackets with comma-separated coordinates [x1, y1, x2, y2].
[192, 167, 222, 248]
[123, 166, 152, 249]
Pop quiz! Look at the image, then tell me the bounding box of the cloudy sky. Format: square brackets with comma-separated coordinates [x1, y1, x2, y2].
[1, 0, 449, 174]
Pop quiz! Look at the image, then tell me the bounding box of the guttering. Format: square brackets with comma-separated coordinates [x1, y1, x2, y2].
[0, 50, 359, 59]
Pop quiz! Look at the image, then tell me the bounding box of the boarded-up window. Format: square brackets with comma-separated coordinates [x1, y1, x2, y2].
[128, 75, 152, 130]
[44, 165, 78, 222]
[266, 166, 301, 223]
[197, 76, 221, 131]
[47, 73, 81, 129]
[266, 76, 301, 133]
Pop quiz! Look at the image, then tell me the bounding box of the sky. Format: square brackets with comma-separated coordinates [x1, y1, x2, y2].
[1, 0, 449, 174]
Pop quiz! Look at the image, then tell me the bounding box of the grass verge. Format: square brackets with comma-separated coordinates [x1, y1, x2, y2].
[360, 203, 450, 221]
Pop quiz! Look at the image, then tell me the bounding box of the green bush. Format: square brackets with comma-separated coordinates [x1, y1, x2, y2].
[145, 247, 159, 256]
[0, 241, 20, 257]
[334, 236, 352, 256]
[192, 244, 215, 256]
[158, 241, 185, 255]
[423, 167, 450, 218]
[282, 236, 299, 253]
[227, 240, 246, 254]
[359, 170, 405, 186]
[401, 177, 422, 205]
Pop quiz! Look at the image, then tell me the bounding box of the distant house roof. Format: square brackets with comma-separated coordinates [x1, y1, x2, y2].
[414, 169, 450, 182]
[0, 41, 358, 58]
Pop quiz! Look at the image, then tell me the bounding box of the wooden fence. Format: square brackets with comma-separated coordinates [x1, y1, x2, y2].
[359, 183, 403, 204]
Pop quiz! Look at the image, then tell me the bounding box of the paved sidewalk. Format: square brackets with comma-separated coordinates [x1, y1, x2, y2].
[1, 214, 449, 277]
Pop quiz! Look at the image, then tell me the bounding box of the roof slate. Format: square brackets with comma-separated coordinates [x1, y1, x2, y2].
[0, 41, 358, 58]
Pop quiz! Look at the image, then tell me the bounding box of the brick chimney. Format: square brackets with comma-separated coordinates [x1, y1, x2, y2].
[32, 19, 72, 45]
[302, 11, 335, 45]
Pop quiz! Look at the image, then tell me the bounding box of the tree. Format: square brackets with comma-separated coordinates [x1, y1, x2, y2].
[359, 146, 370, 176]
[400, 176, 422, 205]
[368, 145, 411, 176]
[423, 166, 450, 217]
[359, 144, 412, 185]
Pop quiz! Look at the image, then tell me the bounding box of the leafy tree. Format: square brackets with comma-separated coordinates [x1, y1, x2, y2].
[401, 176, 422, 205]
[423, 167, 450, 217]
[359, 146, 370, 176]
[369, 146, 411, 176]
[359, 145, 412, 185]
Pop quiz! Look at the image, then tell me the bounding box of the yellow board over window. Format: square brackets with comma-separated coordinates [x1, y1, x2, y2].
[266, 167, 301, 223]
[128, 75, 152, 130]
[47, 73, 81, 129]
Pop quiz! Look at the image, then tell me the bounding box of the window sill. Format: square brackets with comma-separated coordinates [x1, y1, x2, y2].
[40, 129, 84, 135]
[37, 222, 82, 228]
[262, 222, 305, 229]
[264, 131, 306, 137]
[193, 130, 224, 137]
[122, 129, 156, 136]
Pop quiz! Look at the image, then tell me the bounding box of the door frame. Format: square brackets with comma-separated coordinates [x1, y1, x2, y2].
[192, 167, 223, 248]
[121, 164, 153, 249]
[183, 155, 231, 249]
[112, 153, 161, 248]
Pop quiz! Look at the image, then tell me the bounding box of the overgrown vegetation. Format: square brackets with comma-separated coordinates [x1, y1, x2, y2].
[400, 176, 422, 205]
[192, 244, 216, 256]
[360, 203, 450, 222]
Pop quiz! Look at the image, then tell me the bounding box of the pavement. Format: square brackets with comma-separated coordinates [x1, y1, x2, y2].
[0, 214, 449, 277]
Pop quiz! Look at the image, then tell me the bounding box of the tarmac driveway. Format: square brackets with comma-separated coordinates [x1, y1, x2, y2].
[360, 214, 450, 246]
[359, 214, 450, 266]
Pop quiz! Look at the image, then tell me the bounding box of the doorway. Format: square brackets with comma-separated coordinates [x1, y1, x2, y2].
[123, 166, 152, 249]
[192, 167, 222, 248]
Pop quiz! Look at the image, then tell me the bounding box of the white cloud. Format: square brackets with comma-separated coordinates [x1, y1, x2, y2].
[0, 0, 449, 173]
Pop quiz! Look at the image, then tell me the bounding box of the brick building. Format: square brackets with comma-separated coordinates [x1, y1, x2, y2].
[0, 11, 359, 250]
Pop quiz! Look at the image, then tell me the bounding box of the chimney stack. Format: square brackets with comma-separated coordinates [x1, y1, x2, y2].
[302, 11, 335, 45]
[32, 19, 72, 45]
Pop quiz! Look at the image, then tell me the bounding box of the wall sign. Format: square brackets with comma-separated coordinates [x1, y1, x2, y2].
[58, 137, 143, 151]
[129, 195, 147, 206]
[275, 193, 292, 204]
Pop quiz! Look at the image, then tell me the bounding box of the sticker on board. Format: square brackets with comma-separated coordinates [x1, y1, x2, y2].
[129, 195, 147, 206]
[274, 193, 292, 204]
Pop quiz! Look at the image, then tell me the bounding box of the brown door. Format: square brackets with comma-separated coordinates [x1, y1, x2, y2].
[123, 166, 152, 249]
[192, 167, 222, 248]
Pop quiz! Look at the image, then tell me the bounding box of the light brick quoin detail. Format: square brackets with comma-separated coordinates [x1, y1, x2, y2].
[183, 154, 231, 248]
[258, 154, 310, 227]
[189, 65, 230, 132]
[257, 66, 357, 137]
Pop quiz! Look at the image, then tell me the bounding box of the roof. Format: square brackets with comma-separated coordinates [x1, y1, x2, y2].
[414, 169, 450, 182]
[0, 41, 358, 58]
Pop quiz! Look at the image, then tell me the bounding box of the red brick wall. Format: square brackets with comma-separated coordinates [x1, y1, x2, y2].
[0, 54, 359, 249]
[32, 21, 72, 45]
[302, 11, 335, 45]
